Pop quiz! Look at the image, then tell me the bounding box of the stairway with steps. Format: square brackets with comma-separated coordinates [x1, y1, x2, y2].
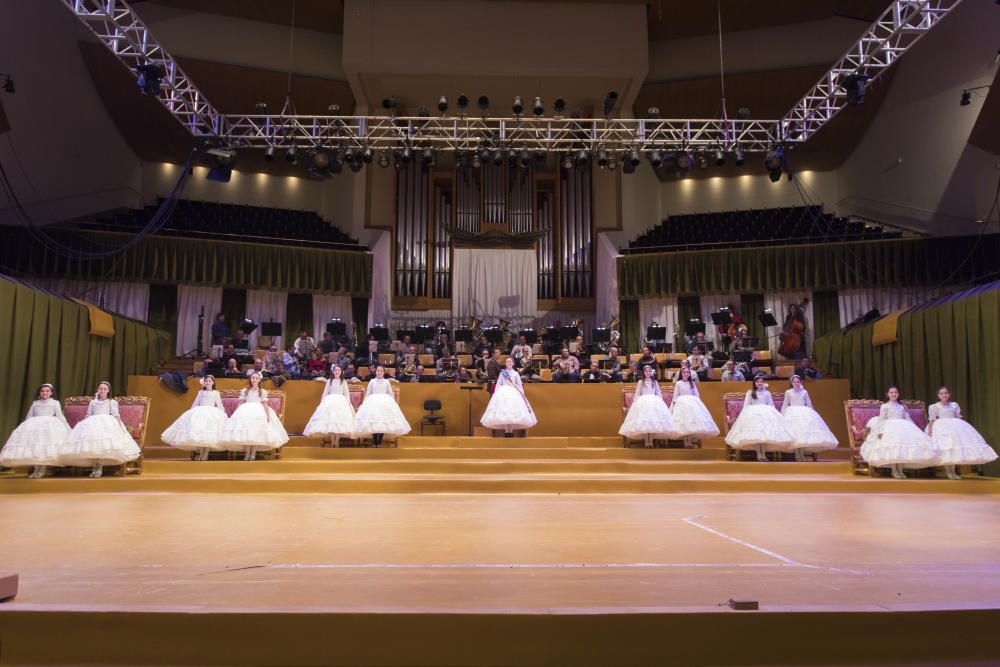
[2, 436, 995, 495]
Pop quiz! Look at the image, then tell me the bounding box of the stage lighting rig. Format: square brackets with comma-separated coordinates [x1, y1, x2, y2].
[733, 147, 745, 166]
[647, 107, 660, 119]
[437, 96, 448, 114]
[713, 148, 726, 167]
[477, 95, 490, 112]
[263, 145, 276, 162]
[561, 153, 574, 170]
[512, 96, 524, 116]
[647, 150, 663, 168]
[378, 151, 390, 168]
[381, 97, 398, 116]
[574, 148, 589, 167]
[136, 63, 163, 96]
[676, 152, 692, 171]
[595, 148, 609, 168]
[471, 151, 482, 168]
[362, 146, 374, 163]
[455, 151, 467, 170]
[842, 73, 869, 106]
[205, 146, 237, 183]
[457, 94, 469, 110]
[553, 98, 566, 115]
[518, 149, 532, 168]
[492, 148, 504, 166]
[421, 147, 436, 167]
[532, 97, 544, 116]
[255, 102, 267, 114]
[765, 147, 785, 182]
[284, 146, 297, 165]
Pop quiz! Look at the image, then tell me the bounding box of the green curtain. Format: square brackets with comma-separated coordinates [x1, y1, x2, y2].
[350, 297, 369, 343]
[0, 276, 173, 443]
[1, 228, 373, 296]
[619, 299, 639, 356]
[813, 284, 1000, 474]
[812, 290, 840, 339]
[677, 296, 701, 345]
[617, 235, 1000, 298]
[740, 293, 769, 350]
[285, 293, 313, 341]
[147, 283, 177, 339]
[219, 288, 247, 338]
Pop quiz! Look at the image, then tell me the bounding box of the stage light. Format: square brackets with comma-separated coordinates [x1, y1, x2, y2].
[348, 157, 363, 173]
[561, 153, 574, 170]
[626, 148, 641, 168]
[622, 158, 636, 174]
[478, 147, 491, 165]
[362, 146, 374, 164]
[714, 148, 726, 167]
[532, 96, 544, 116]
[307, 148, 332, 177]
[512, 96, 524, 115]
[596, 148, 609, 168]
[381, 97, 398, 115]
[676, 152, 692, 170]
[478, 95, 490, 111]
[843, 73, 869, 106]
[647, 150, 664, 168]
[255, 101, 267, 115]
[553, 98, 567, 114]
[506, 147, 518, 166]
[437, 95, 448, 114]
[602, 91, 619, 117]
[421, 147, 436, 166]
[607, 155, 618, 171]
[417, 105, 430, 117]
[647, 107, 660, 119]
[285, 146, 298, 165]
[733, 147, 745, 166]
[206, 147, 237, 183]
[960, 90, 971, 106]
[400, 145, 412, 163]
[457, 94, 469, 110]
[263, 146, 276, 162]
[765, 147, 784, 182]
[378, 151, 390, 168]
[328, 104, 341, 116]
[737, 107, 750, 119]
[574, 148, 589, 166]
[455, 151, 467, 169]
[136, 63, 163, 96]
[698, 154, 708, 169]
[471, 151, 482, 168]
[393, 155, 403, 171]
[517, 150, 532, 168]
[492, 148, 504, 166]
[768, 169, 782, 183]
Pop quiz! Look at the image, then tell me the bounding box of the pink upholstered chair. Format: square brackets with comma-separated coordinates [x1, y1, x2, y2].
[219, 389, 286, 459]
[354, 384, 404, 446]
[842, 399, 927, 475]
[620, 384, 675, 448]
[62, 395, 150, 475]
[721, 392, 746, 460]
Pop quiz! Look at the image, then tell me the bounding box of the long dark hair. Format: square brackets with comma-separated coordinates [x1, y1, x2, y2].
[246, 372, 264, 397]
[680, 365, 695, 390]
[751, 374, 766, 400]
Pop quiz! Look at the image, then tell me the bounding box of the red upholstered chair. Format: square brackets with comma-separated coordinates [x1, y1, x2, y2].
[62, 395, 150, 475]
[620, 384, 675, 448]
[660, 388, 674, 409]
[219, 389, 286, 459]
[843, 399, 883, 475]
[722, 392, 747, 461]
[354, 384, 405, 446]
[771, 391, 784, 413]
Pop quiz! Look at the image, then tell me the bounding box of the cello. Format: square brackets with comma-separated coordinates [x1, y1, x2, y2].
[779, 300, 809, 358]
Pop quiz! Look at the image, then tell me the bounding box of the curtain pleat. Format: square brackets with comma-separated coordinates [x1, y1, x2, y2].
[619, 299, 640, 356]
[24, 278, 150, 322]
[740, 293, 769, 351]
[245, 289, 288, 349]
[812, 290, 840, 339]
[176, 286, 223, 356]
[147, 284, 178, 339]
[451, 249, 538, 330]
[285, 293, 314, 343]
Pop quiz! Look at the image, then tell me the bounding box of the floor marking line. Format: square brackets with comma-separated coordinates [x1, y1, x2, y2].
[260, 563, 787, 570]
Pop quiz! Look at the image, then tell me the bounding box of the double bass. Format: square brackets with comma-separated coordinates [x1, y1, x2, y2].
[779, 299, 809, 358]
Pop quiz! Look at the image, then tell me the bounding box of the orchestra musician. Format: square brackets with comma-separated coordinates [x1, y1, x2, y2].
[779, 300, 809, 360]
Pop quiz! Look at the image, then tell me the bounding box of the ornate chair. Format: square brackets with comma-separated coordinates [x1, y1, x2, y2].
[353, 384, 404, 446]
[620, 384, 674, 448]
[219, 389, 286, 459]
[62, 395, 151, 475]
[842, 399, 929, 476]
[720, 391, 784, 461]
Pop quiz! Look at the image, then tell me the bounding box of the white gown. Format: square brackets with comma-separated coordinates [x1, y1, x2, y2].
[725, 390, 793, 452]
[670, 381, 720, 439]
[161, 389, 229, 452]
[0, 398, 71, 467]
[61, 398, 141, 466]
[219, 388, 289, 452]
[926, 402, 997, 466]
[481, 369, 538, 430]
[619, 379, 677, 439]
[860, 401, 939, 469]
[354, 378, 412, 436]
[781, 388, 838, 453]
[304, 379, 356, 437]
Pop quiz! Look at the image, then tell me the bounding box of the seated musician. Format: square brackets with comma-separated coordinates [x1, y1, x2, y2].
[668, 359, 700, 383]
[604, 346, 624, 383]
[721, 360, 745, 382]
[687, 346, 712, 381]
[435, 332, 452, 359]
[637, 345, 658, 372]
[687, 331, 709, 353]
[397, 345, 418, 382]
[510, 335, 533, 365]
[232, 328, 250, 350]
[552, 348, 581, 383]
[456, 366, 473, 383]
[474, 349, 491, 384]
[473, 335, 492, 359]
[582, 361, 604, 383]
[436, 355, 458, 382]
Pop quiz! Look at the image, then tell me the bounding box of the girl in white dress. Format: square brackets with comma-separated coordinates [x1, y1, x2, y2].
[860, 386, 939, 479]
[725, 375, 793, 462]
[781, 374, 839, 461]
[61, 381, 141, 477]
[219, 372, 289, 461]
[161, 375, 228, 460]
[619, 365, 677, 449]
[1, 383, 71, 478]
[354, 366, 411, 446]
[481, 357, 537, 437]
[304, 365, 356, 447]
[926, 386, 997, 480]
[670, 366, 720, 448]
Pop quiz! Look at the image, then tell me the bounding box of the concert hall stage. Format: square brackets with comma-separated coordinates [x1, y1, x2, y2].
[1, 378, 999, 665]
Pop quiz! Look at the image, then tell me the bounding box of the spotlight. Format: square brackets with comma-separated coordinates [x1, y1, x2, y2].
[437, 95, 449, 114]
[768, 169, 782, 183]
[285, 146, 298, 165]
[765, 147, 785, 182]
[561, 153, 574, 170]
[622, 156, 636, 175]
[378, 151, 390, 168]
[626, 148, 641, 167]
[400, 145, 412, 163]
[737, 107, 750, 119]
[362, 146, 374, 164]
[602, 91, 619, 117]
[478, 95, 490, 111]
[960, 90, 971, 106]
[478, 147, 491, 165]
[647, 107, 660, 119]
[596, 148, 609, 168]
[471, 151, 482, 169]
[647, 150, 664, 168]
[492, 148, 504, 166]
[421, 147, 436, 166]
[553, 98, 567, 115]
[676, 152, 692, 170]
[532, 96, 544, 116]
[135, 63, 163, 96]
[698, 154, 708, 169]
[843, 73, 869, 106]
[348, 158, 363, 173]
[506, 147, 517, 166]
[455, 151, 467, 170]
[713, 148, 726, 167]
[307, 148, 332, 176]
[328, 104, 341, 116]
[417, 105, 430, 117]
[255, 101, 268, 115]
[263, 145, 276, 162]
[533, 150, 546, 165]
[733, 147, 745, 166]
[457, 94, 469, 110]
[512, 96, 524, 115]
[393, 155, 403, 171]
[205, 147, 237, 183]
[607, 155, 618, 171]
[574, 148, 590, 167]
[518, 149, 532, 168]
[381, 97, 398, 114]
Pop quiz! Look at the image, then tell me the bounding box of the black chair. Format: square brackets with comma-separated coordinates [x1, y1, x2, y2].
[420, 399, 445, 436]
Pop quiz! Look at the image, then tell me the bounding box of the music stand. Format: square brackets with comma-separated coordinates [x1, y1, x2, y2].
[415, 325, 435, 343]
[519, 329, 538, 345]
[592, 328, 611, 344]
[684, 319, 706, 337]
[483, 327, 503, 345]
[710, 311, 733, 327]
[758, 310, 778, 328]
[645, 326, 667, 341]
[395, 329, 416, 342]
[559, 326, 580, 342]
[369, 326, 390, 342]
[326, 319, 347, 336]
[261, 322, 282, 338]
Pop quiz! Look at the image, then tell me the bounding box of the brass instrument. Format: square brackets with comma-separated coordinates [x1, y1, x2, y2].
[499, 318, 512, 351]
[469, 316, 484, 341]
[402, 353, 416, 377]
[605, 314, 620, 352]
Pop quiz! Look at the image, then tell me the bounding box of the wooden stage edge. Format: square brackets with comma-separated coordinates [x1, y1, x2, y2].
[128, 376, 853, 445]
[1, 608, 999, 666]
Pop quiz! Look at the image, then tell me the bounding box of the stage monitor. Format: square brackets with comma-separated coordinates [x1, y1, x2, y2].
[326, 319, 347, 336]
[684, 319, 706, 337]
[454, 327, 475, 343]
[518, 329, 538, 344]
[369, 326, 390, 342]
[260, 322, 282, 337]
[646, 326, 667, 340]
[415, 324, 435, 343]
[592, 327, 611, 343]
[758, 310, 778, 328]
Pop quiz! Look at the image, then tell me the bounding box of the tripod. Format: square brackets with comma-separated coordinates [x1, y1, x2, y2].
[182, 306, 206, 359]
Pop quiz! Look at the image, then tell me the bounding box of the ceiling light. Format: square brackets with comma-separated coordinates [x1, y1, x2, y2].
[553, 98, 566, 115]
[512, 96, 524, 115]
[713, 148, 726, 167]
[532, 96, 544, 116]
[437, 95, 448, 114]
[733, 147, 745, 166]
[647, 150, 663, 168]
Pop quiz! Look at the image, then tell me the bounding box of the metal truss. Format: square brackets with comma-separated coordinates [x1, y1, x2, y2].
[781, 0, 963, 142]
[62, 0, 963, 154]
[61, 0, 227, 138]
